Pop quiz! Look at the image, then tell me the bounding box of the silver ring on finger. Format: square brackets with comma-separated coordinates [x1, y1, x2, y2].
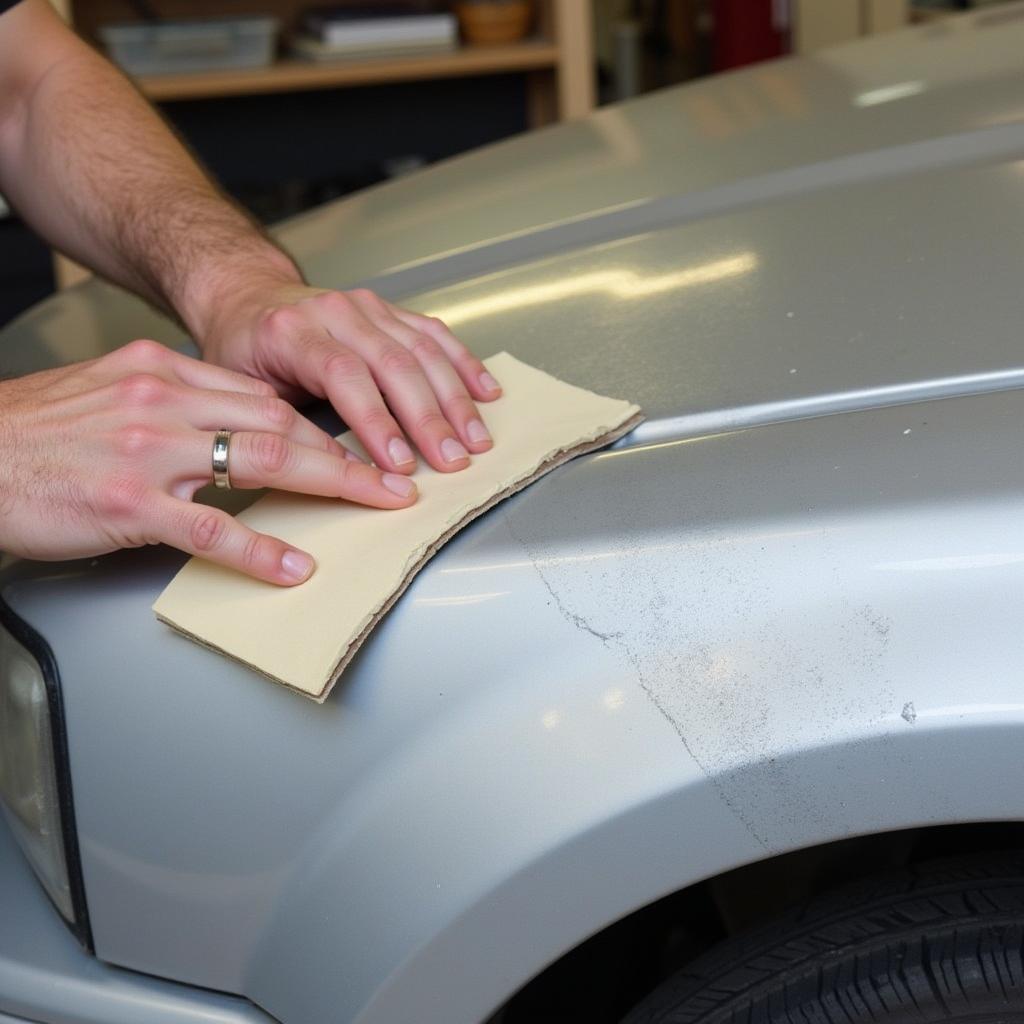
[212, 429, 233, 490]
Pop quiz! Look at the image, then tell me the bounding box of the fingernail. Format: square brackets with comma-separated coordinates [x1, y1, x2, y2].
[441, 437, 469, 463]
[382, 472, 417, 498]
[479, 371, 501, 393]
[388, 437, 416, 466]
[342, 447, 364, 462]
[466, 418, 491, 445]
[281, 550, 315, 582]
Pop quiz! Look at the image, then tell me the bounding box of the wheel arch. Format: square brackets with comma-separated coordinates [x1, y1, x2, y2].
[245, 691, 1024, 1024]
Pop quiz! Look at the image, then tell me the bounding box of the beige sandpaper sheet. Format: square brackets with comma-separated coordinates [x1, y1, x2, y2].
[153, 352, 643, 701]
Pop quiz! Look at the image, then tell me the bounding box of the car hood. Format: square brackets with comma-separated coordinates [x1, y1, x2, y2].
[266, 1, 1024, 439]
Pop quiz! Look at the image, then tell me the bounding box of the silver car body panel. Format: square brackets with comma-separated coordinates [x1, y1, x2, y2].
[0, 814, 274, 1024]
[3, 7, 1024, 1023]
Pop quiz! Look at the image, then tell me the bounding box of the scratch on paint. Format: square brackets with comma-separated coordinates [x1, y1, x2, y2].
[503, 515, 770, 851]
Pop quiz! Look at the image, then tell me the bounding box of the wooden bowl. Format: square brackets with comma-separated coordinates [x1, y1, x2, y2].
[456, 1, 532, 46]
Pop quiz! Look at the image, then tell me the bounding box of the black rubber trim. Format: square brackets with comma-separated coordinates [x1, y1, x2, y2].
[0, 594, 94, 952]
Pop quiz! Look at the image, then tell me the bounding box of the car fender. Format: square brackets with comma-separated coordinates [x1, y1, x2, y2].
[236, 387, 1024, 1024]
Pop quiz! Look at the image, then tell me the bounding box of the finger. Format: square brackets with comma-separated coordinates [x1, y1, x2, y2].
[102, 339, 279, 397]
[391, 307, 502, 401]
[150, 494, 318, 586]
[87, 375, 356, 464]
[177, 387, 342, 456]
[325, 295, 470, 473]
[185, 430, 418, 508]
[286, 328, 419, 474]
[170, 353, 279, 398]
[361, 307, 492, 455]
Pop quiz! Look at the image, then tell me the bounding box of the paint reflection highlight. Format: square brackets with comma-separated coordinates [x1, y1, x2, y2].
[875, 553, 1024, 573]
[854, 81, 925, 107]
[429, 253, 758, 326]
[414, 590, 510, 607]
[603, 689, 626, 710]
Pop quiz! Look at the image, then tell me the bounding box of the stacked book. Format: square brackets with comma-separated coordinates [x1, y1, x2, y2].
[291, 5, 458, 62]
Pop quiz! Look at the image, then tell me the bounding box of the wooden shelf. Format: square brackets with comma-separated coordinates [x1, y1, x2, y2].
[52, 0, 596, 289]
[136, 39, 560, 101]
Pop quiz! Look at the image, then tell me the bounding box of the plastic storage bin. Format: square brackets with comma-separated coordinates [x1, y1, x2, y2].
[99, 17, 278, 76]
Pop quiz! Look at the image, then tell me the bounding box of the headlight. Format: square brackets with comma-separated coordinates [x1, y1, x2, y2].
[0, 601, 91, 948]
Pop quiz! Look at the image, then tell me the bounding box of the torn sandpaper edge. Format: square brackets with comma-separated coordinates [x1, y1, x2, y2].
[157, 411, 644, 703]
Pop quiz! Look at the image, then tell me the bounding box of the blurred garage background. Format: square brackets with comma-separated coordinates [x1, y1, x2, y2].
[0, 0, 995, 326]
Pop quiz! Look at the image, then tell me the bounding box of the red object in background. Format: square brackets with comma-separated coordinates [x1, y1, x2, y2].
[712, 0, 789, 71]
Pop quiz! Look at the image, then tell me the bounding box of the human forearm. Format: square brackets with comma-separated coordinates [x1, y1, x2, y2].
[0, 0, 300, 327]
[0, 1, 503, 484]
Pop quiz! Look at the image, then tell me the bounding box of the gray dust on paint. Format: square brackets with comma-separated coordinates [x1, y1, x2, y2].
[502, 499, 902, 854]
[503, 514, 771, 851]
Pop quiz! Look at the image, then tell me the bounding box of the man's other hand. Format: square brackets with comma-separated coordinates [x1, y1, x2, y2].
[196, 283, 502, 475]
[0, 340, 421, 584]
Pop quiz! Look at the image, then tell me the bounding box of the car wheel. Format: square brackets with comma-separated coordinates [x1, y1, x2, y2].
[622, 852, 1024, 1023]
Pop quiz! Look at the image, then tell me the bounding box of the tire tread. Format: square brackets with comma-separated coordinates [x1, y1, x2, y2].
[622, 853, 1024, 1024]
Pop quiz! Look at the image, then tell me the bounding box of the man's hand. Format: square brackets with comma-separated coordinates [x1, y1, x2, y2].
[0, 340, 420, 584]
[196, 281, 502, 476]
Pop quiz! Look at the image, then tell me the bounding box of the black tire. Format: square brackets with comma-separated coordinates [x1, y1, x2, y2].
[622, 852, 1024, 1024]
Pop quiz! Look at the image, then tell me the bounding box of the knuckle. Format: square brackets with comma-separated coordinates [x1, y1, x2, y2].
[331, 457, 353, 493]
[190, 509, 227, 553]
[400, 311, 431, 331]
[260, 306, 303, 337]
[262, 397, 295, 429]
[113, 423, 162, 458]
[441, 394, 475, 420]
[250, 432, 291, 476]
[427, 315, 459, 341]
[118, 373, 168, 407]
[249, 378, 278, 397]
[413, 408, 448, 434]
[95, 475, 148, 519]
[358, 406, 396, 432]
[241, 532, 270, 574]
[410, 334, 444, 363]
[378, 346, 418, 378]
[121, 338, 167, 365]
[322, 349, 368, 383]
[322, 290, 355, 314]
[349, 287, 381, 306]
